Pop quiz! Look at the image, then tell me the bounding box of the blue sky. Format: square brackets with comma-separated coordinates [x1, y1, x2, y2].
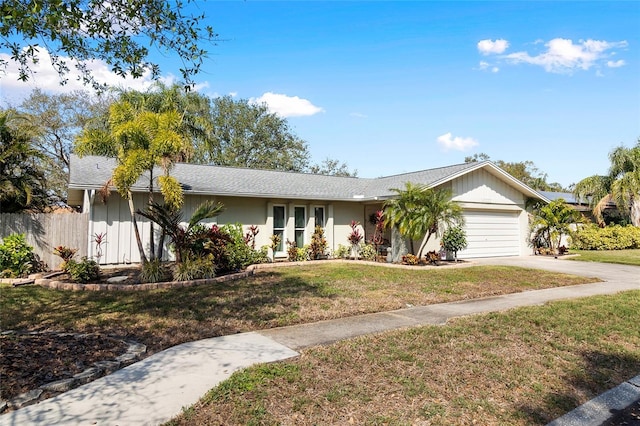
[1, 1, 639, 188]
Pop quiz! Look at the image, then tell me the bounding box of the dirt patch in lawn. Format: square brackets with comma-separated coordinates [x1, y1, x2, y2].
[0, 332, 129, 401]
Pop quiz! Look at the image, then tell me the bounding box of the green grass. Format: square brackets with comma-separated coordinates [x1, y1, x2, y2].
[1, 262, 601, 409]
[568, 249, 640, 266]
[166, 290, 640, 426]
[0, 264, 596, 356]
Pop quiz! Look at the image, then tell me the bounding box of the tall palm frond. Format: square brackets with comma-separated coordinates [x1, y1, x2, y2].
[188, 200, 225, 229]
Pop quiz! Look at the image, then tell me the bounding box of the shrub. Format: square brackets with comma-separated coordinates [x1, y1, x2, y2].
[333, 244, 350, 259]
[66, 257, 100, 283]
[0, 234, 44, 278]
[53, 245, 77, 271]
[173, 254, 217, 281]
[308, 226, 328, 260]
[287, 240, 309, 262]
[402, 253, 420, 265]
[140, 259, 171, 283]
[347, 221, 363, 246]
[220, 224, 269, 271]
[425, 250, 440, 265]
[360, 243, 377, 261]
[441, 226, 468, 261]
[572, 224, 640, 250]
[191, 224, 231, 266]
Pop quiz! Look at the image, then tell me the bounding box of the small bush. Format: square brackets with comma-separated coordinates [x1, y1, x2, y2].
[220, 224, 269, 271]
[66, 257, 100, 283]
[140, 259, 171, 283]
[425, 250, 440, 265]
[53, 245, 77, 271]
[332, 244, 350, 259]
[402, 253, 420, 265]
[173, 255, 217, 281]
[0, 234, 44, 278]
[360, 243, 377, 261]
[572, 224, 640, 250]
[308, 226, 328, 260]
[287, 240, 309, 262]
[441, 226, 468, 261]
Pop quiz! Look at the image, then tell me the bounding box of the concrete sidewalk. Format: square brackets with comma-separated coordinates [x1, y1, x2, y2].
[1, 256, 638, 425]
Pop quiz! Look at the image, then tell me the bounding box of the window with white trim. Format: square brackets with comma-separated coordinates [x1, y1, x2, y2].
[273, 205, 285, 253]
[314, 206, 325, 229]
[294, 206, 306, 247]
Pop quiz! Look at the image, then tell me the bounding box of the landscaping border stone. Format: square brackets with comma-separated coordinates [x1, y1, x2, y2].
[0, 333, 146, 413]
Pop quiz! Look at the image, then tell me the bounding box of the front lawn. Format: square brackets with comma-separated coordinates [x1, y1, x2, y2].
[167, 290, 640, 425]
[1, 263, 597, 355]
[568, 249, 640, 266]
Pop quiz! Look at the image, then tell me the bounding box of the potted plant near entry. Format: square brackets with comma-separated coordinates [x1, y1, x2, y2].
[440, 226, 467, 262]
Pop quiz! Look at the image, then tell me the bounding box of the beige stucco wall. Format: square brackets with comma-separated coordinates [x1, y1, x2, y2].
[85, 168, 535, 264]
[87, 191, 370, 264]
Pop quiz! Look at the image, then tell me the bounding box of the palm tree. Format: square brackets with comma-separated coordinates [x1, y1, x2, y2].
[0, 110, 49, 213]
[530, 199, 583, 252]
[384, 183, 464, 259]
[137, 200, 225, 263]
[574, 140, 640, 226]
[75, 101, 192, 263]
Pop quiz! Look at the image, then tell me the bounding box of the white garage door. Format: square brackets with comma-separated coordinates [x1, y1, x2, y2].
[458, 210, 521, 258]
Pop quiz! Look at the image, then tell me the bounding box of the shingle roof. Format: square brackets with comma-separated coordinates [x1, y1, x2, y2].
[69, 155, 544, 202]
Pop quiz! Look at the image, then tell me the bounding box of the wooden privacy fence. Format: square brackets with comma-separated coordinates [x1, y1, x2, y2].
[0, 213, 89, 270]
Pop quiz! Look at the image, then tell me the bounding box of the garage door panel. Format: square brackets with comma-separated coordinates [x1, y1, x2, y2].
[465, 229, 518, 237]
[458, 210, 520, 258]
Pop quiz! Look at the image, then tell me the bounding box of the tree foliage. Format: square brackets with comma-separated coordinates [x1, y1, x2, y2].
[202, 96, 310, 171]
[384, 183, 464, 258]
[308, 158, 357, 177]
[0, 0, 216, 90]
[115, 83, 213, 154]
[529, 199, 583, 252]
[14, 89, 110, 201]
[574, 140, 640, 226]
[465, 153, 565, 191]
[75, 100, 192, 262]
[0, 110, 49, 212]
[101, 88, 356, 175]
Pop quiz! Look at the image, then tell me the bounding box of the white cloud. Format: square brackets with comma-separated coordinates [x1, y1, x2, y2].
[229, 91, 238, 97]
[478, 61, 500, 73]
[0, 47, 171, 103]
[250, 92, 324, 117]
[477, 39, 509, 55]
[436, 132, 479, 152]
[350, 112, 367, 118]
[503, 38, 628, 73]
[607, 59, 625, 68]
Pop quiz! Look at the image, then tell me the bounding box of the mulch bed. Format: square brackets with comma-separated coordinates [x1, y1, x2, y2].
[0, 333, 129, 401]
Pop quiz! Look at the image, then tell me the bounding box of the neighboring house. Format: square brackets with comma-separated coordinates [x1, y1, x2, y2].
[67, 155, 549, 264]
[539, 191, 592, 214]
[540, 190, 618, 220]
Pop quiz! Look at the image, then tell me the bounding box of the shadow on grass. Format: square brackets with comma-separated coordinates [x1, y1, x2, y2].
[518, 350, 640, 424]
[0, 271, 333, 346]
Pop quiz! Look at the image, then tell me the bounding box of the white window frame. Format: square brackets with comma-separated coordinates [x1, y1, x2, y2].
[294, 206, 306, 248]
[314, 206, 326, 229]
[273, 204, 286, 256]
